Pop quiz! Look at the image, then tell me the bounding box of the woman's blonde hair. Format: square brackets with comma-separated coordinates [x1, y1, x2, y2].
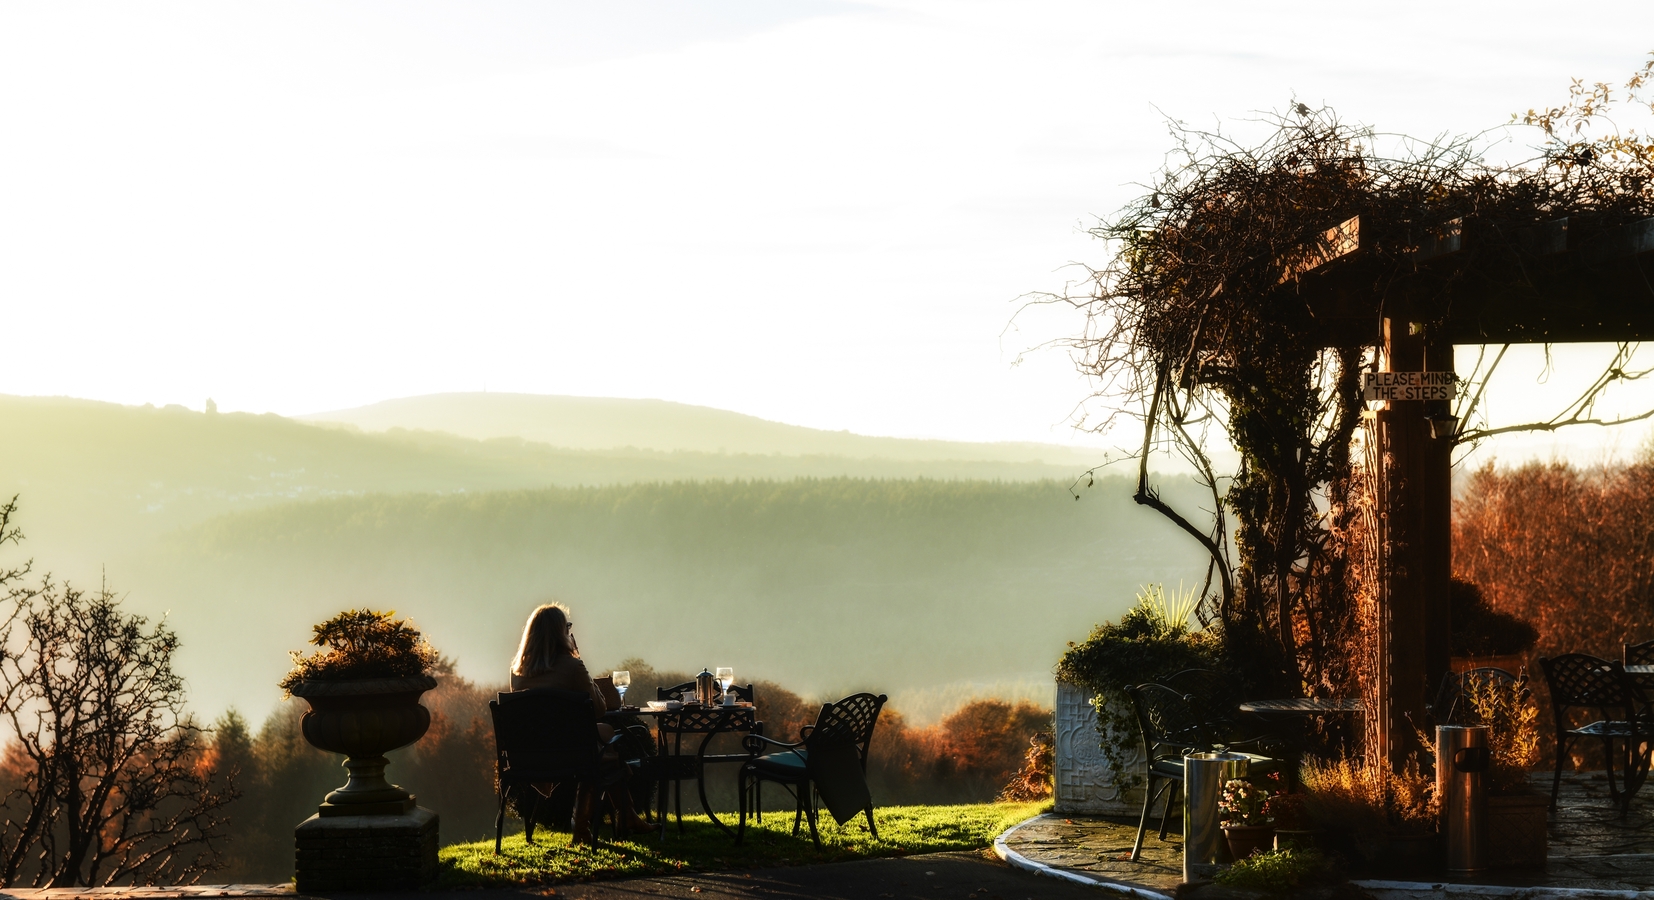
[511, 603, 579, 677]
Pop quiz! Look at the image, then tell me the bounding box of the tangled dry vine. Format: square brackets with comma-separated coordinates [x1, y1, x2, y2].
[1037, 56, 1654, 700]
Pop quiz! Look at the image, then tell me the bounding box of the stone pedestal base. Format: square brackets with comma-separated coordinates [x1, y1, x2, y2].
[294, 807, 438, 892]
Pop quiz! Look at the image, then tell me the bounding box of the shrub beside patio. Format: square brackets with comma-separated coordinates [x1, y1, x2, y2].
[437, 801, 1047, 887]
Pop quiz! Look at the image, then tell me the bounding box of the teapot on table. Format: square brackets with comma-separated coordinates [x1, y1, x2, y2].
[695, 668, 719, 705]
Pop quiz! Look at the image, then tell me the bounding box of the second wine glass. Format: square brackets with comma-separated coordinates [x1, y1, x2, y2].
[715, 666, 734, 698]
[612, 670, 631, 707]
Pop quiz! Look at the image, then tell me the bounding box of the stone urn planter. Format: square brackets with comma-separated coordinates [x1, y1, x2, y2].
[290, 674, 438, 816]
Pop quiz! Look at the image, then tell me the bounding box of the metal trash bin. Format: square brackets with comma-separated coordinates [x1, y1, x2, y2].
[1184, 751, 1249, 881]
[1437, 724, 1489, 875]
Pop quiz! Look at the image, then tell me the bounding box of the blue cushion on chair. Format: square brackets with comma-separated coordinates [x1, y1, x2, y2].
[749, 751, 807, 777]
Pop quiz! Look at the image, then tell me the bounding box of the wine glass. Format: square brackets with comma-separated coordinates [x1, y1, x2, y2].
[715, 666, 734, 699]
[612, 670, 631, 707]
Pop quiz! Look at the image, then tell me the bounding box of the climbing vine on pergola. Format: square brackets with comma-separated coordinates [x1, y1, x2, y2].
[1049, 60, 1654, 700]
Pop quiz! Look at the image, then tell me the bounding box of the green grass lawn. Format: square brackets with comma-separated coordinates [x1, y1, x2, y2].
[438, 801, 1048, 887]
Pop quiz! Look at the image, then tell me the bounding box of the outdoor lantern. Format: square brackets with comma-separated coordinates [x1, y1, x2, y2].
[1427, 414, 1460, 440]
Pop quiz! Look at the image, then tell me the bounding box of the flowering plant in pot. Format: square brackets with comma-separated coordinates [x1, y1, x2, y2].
[1219, 778, 1275, 859]
[281, 609, 441, 816]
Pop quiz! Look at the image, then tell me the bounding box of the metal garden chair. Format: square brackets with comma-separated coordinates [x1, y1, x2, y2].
[737, 692, 886, 848]
[487, 689, 627, 852]
[1539, 653, 1653, 812]
[1125, 683, 1284, 861]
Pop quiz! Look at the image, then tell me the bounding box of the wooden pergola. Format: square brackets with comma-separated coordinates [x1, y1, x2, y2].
[1293, 213, 1654, 763]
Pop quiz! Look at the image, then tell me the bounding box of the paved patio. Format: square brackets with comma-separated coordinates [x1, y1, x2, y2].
[0, 853, 1103, 900]
[1001, 771, 1654, 895]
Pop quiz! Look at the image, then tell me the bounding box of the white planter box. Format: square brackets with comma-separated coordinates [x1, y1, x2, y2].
[1053, 681, 1145, 815]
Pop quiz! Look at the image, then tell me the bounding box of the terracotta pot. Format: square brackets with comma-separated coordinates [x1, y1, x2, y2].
[1222, 823, 1275, 860]
[290, 675, 437, 816]
[1486, 790, 1548, 869]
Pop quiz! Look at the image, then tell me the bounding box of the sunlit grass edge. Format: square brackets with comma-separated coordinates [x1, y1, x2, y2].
[438, 800, 1049, 887]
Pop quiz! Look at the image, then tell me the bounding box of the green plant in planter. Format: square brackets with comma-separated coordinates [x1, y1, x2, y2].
[279, 609, 439, 693]
[1055, 583, 1224, 789]
[281, 610, 443, 819]
[1459, 670, 1542, 794]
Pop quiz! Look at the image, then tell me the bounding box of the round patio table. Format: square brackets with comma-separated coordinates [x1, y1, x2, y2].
[1238, 698, 1363, 714]
[604, 704, 757, 839]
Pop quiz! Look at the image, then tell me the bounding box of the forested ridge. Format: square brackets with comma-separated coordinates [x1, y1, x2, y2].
[143, 475, 1208, 724]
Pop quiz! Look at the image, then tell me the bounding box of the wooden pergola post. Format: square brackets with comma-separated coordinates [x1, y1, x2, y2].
[1371, 317, 1454, 766]
[1299, 213, 1652, 768]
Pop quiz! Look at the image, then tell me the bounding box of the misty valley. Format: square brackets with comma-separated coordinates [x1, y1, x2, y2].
[0, 392, 1208, 881]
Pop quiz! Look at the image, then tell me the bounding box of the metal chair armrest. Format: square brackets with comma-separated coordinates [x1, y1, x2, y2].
[743, 732, 805, 755]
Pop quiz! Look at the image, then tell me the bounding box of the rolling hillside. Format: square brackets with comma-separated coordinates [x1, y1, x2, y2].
[0, 394, 1093, 579]
[301, 392, 1106, 464]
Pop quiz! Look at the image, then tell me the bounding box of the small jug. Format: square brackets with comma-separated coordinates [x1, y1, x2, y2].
[695, 668, 718, 705]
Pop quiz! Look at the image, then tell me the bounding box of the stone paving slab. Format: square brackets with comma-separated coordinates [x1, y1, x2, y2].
[1000, 772, 1654, 895]
[998, 814, 1182, 895]
[2, 853, 1108, 900]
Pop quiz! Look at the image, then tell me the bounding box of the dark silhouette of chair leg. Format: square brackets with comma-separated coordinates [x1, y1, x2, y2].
[1131, 776, 1170, 861]
[495, 787, 509, 853]
[522, 789, 539, 844]
[1158, 781, 1181, 840]
[802, 790, 822, 848]
[1551, 734, 1569, 811]
[1603, 734, 1622, 810]
[865, 806, 878, 840]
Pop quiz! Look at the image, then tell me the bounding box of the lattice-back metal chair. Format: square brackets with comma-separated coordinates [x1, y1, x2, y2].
[1163, 669, 1241, 731]
[488, 689, 625, 852]
[1125, 683, 1209, 861]
[1539, 654, 1653, 812]
[737, 692, 886, 848]
[1626, 640, 1654, 668]
[1162, 668, 1292, 757]
[1432, 667, 1522, 727]
[1125, 683, 1284, 861]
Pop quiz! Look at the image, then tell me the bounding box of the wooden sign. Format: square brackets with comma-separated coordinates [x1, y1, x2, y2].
[1362, 371, 1456, 402]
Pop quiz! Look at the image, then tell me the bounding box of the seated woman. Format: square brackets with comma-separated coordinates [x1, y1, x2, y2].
[510, 602, 652, 843]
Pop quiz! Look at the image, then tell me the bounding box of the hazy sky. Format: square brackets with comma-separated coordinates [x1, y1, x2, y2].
[2, 1, 1653, 459]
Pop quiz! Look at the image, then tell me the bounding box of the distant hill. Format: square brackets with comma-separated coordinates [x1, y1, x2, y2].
[301, 392, 1105, 464]
[0, 394, 1094, 579]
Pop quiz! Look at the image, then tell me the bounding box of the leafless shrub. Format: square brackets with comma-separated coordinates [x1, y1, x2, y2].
[0, 498, 235, 887]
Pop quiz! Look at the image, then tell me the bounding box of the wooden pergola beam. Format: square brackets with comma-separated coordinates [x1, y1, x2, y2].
[1278, 211, 1654, 766]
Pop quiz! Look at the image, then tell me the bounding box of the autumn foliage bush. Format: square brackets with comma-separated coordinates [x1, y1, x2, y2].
[1454, 460, 1654, 663]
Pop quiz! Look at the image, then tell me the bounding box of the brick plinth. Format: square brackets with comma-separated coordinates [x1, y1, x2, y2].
[294, 807, 438, 892]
